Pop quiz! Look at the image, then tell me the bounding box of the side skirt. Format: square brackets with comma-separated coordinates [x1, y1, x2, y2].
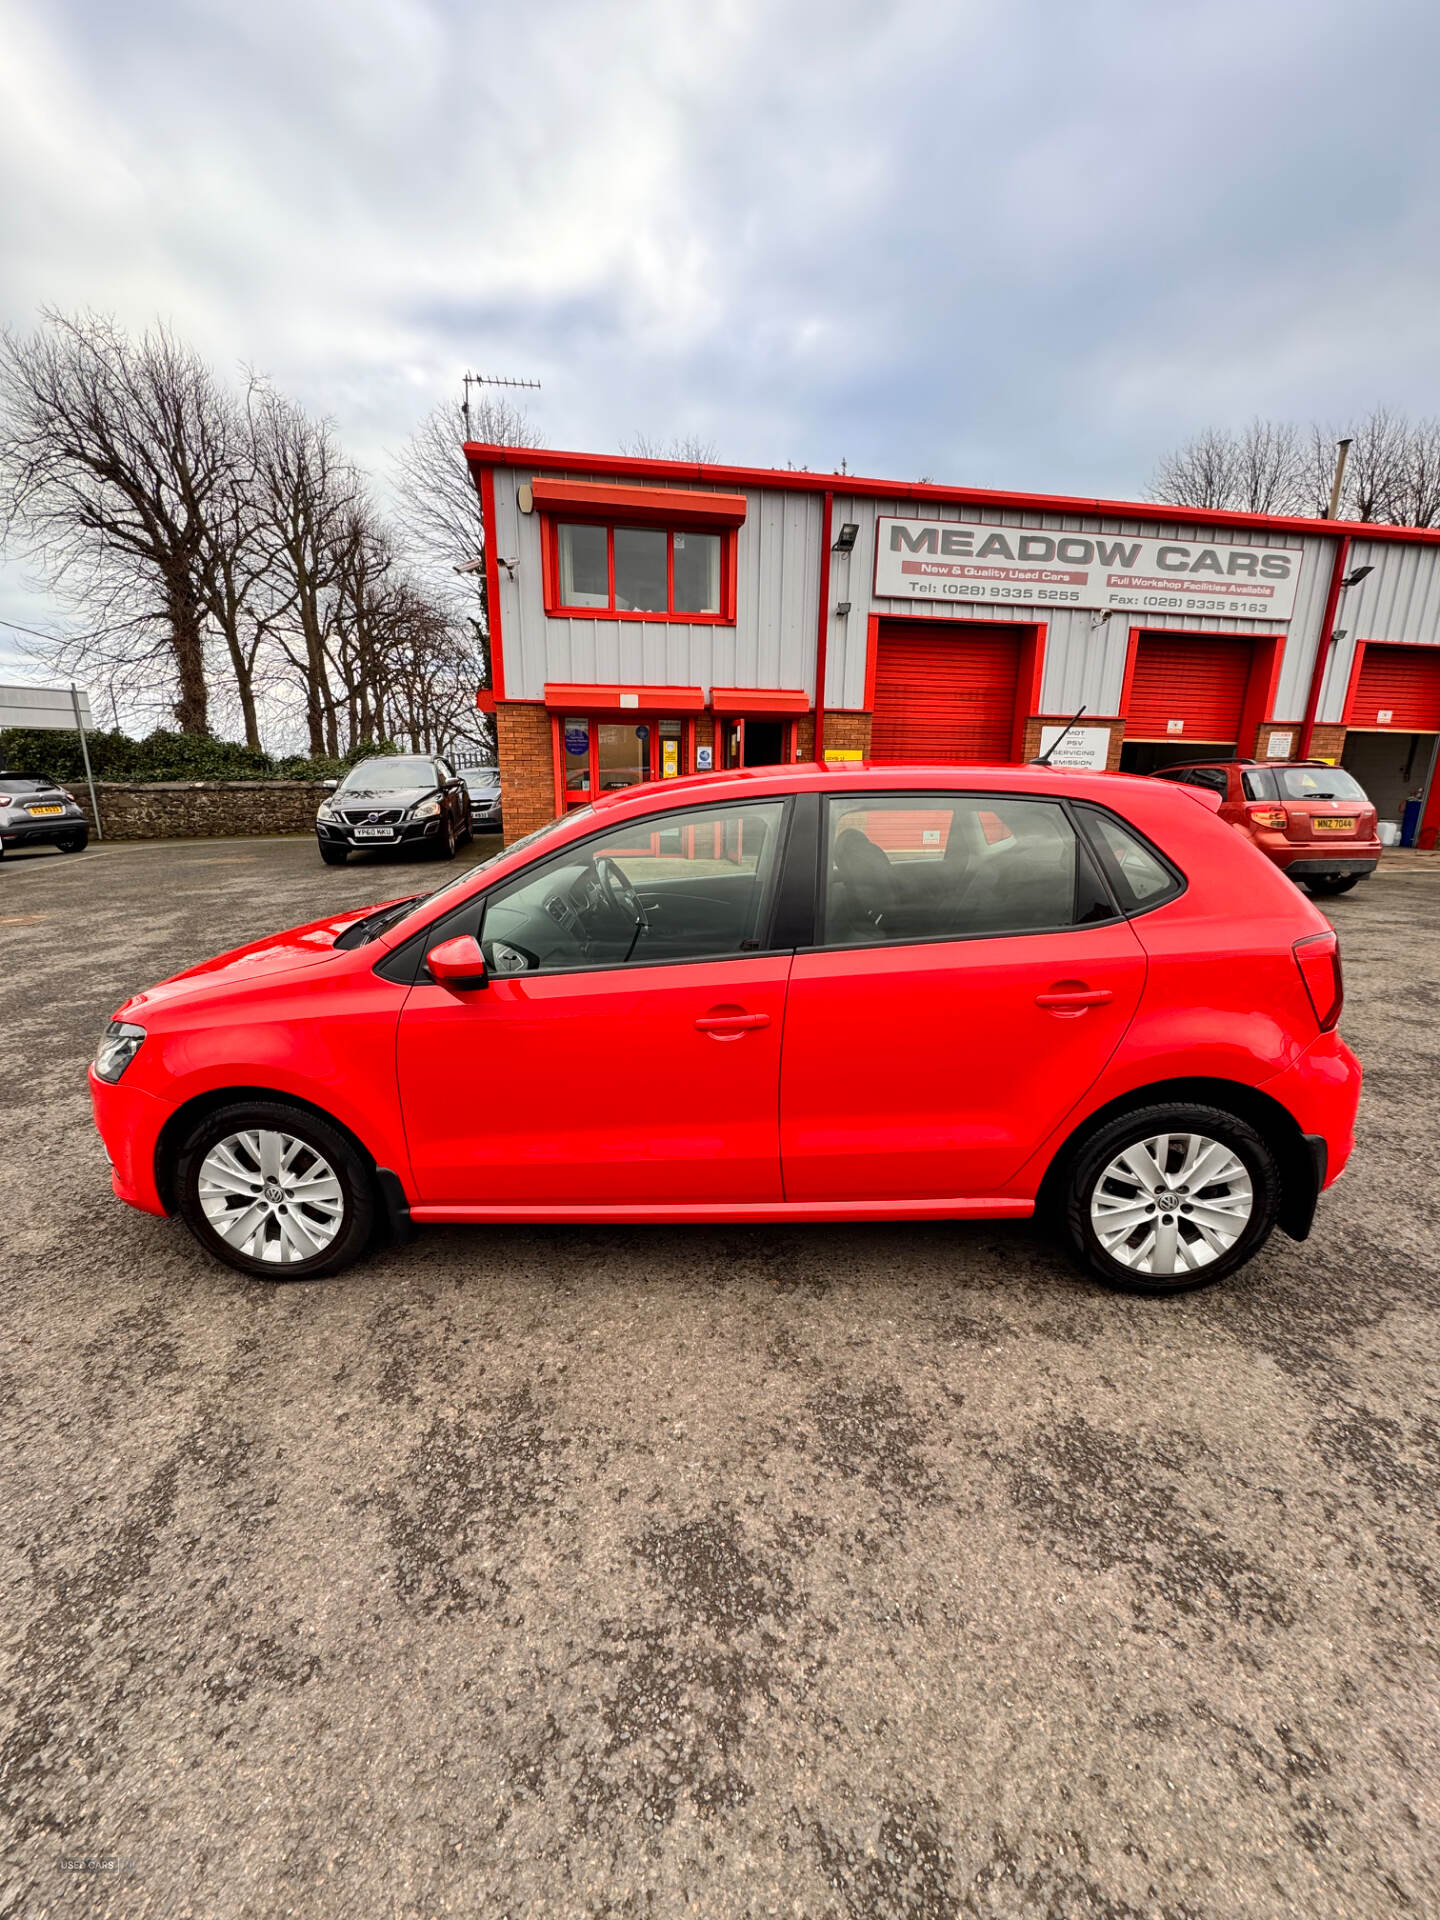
[408, 1197, 1036, 1226]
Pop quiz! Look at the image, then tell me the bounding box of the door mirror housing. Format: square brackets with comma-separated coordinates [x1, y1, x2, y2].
[426, 935, 489, 991]
[322, 778, 338, 791]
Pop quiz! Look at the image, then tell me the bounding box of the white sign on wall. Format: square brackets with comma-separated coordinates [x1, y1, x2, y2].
[1037, 724, 1110, 770]
[874, 518, 1304, 623]
[1265, 729, 1295, 758]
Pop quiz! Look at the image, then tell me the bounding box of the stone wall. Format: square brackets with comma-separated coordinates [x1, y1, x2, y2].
[76, 781, 331, 841]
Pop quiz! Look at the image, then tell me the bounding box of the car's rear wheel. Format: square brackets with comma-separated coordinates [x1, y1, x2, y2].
[174, 1101, 375, 1279]
[1065, 1103, 1281, 1294]
[319, 841, 348, 866]
[1304, 874, 1363, 897]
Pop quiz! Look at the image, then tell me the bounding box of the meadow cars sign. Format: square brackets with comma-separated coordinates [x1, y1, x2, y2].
[874, 518, 1305, 622]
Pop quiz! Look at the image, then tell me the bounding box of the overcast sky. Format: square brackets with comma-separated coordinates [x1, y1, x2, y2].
[4, 0, 1439, 690]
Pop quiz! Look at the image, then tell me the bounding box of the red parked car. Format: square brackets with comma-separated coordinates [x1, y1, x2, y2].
[1150, 759, 1382, 897]
[90, 765, 1359, 1295]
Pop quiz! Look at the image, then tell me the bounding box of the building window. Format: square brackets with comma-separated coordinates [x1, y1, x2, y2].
[549, 521, 732, 621]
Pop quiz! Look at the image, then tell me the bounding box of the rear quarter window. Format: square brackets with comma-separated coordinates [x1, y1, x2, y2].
[1077, 806, 1184, 914]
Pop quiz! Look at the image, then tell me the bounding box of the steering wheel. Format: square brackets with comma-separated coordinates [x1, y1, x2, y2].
[594, 854, 645, 922]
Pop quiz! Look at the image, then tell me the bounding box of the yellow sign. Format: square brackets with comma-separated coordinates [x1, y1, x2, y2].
[662, 738, 679, 777]
[824, 749, 863, 762]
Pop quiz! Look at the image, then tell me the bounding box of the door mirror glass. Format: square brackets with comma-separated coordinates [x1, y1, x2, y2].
[426, 935, 489, 991]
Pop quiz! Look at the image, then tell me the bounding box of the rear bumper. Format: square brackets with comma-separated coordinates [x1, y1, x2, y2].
[1260, 1030, 1362, 1236]
[1, 814, 87, 848]
[1275, 855, 1379, 879]
[89, 1068, 170, 1217]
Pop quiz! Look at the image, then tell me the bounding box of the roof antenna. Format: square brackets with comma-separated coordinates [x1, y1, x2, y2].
[1032, 705, 1088, 766]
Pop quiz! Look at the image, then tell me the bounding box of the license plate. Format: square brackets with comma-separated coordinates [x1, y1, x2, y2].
[28, 805, 63, 815]
[353, 826, 394, 839]
[1314, 817, 1355, 831]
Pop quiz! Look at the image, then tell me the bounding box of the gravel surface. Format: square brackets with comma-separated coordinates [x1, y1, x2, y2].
[2, 834, 1437, 1920]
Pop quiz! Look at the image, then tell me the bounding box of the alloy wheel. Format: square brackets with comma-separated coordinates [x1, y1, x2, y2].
[197, 1128, 345, 1264]
[1089, 1131, 1254, 1277]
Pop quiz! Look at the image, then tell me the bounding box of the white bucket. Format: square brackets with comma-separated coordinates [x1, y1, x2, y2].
[1377, 820, 1402, 847]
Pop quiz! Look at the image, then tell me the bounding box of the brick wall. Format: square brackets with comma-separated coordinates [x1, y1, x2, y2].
[1307, 724, 1347, 762]
[820, 711, 873, 758]
[497, 701, 557, 843]
[75, 781, 332, 841]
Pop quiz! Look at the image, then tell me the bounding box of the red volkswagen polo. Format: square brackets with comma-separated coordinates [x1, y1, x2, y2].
[89, 765, 1360, 1295]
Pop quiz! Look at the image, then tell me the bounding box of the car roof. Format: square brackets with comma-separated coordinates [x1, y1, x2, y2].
[586, 760, 1172, 818]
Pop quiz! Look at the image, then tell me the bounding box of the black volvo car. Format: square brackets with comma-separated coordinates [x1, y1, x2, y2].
[0, 771, 89, 857]
[315, 756, 472, 864]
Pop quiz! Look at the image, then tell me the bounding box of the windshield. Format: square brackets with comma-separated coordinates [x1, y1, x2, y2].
[1275, 767, 1368, 803]
[340, 758, 437, 792]
[465, 771, 500, 788]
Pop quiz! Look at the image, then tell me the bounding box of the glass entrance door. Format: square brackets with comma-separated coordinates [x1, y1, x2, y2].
[559, 716, 690, 807]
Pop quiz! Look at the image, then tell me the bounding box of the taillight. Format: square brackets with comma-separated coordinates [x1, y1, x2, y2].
[1248, 804, 1288, 830]
[1293, 930, 1343, 1031]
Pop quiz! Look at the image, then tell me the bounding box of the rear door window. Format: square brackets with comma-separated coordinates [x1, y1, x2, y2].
[821, 794, 1116, 947]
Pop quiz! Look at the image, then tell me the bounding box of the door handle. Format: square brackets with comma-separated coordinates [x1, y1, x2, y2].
[1035, 986, 1114, 1010]
[694, 1010, 771, 1037]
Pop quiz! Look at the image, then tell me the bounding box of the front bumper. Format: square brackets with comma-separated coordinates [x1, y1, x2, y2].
[89, 1067, 170, 1217]
[1, 811, 87, 848]
[317, 817, 443, 849]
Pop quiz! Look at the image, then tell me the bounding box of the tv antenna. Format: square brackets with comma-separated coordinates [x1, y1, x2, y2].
[462, 371, 541, 439]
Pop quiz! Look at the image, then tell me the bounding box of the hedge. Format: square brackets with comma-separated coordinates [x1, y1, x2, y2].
[0, 727, 395, 785]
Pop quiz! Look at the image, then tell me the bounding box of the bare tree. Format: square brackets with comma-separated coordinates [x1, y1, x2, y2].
[0, 310, 245, 732]
[248, 383, 363, 756]
[619, 431, 719, 463]
[1152, 407, 1440, 526]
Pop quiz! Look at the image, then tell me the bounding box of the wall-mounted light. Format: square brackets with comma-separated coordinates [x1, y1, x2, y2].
[1331, 630, 1347, 644]
[832, 523, 859, 552]
[835, 601, 852, 617]
[1341, 564, 1373, 589]
[517, 484, 534, 514]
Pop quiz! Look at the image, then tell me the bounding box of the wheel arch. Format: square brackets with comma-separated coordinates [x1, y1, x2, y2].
[1035, 1076, 1320, 1243]
[154, 1085, 381, 1215]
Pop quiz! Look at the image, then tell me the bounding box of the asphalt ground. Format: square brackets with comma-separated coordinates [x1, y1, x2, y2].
[1, 833, 1438, 1920]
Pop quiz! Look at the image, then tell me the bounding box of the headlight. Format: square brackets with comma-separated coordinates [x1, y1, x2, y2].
[408, 798, 442, 819]
[94, 1021, 146, 1083]
[317, 800, 336, 820]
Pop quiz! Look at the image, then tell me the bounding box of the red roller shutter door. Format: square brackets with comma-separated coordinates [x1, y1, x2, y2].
[1126, 633, 1252, 743]
[871, 623, 1019, 763]
[1349, 644, 1440, 730]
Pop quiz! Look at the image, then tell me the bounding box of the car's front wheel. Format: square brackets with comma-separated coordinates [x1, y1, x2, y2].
[1065, 1103, 1281, 1294]
[174, 1101, 375, 1279]
[319, 840, 348, 866]
[59, 829, 89, 852]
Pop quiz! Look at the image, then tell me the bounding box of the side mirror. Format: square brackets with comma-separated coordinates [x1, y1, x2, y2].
[426, 934, 488, 992]
[322, 778, 338, 791]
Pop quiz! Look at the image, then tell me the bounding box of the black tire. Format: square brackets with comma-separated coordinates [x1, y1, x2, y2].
[59, 829, 89, 852]
[174, 1099, 376, 1280]
[433, 815, 458, 860]
[460, 806, 473, 846]
[1064, 1102, 1282, 1295]
[1304, 874, 1362, 897]
[319, 841, 348, 866]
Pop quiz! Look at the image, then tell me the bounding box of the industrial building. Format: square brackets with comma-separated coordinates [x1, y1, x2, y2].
[464, 445, 1440, 849]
